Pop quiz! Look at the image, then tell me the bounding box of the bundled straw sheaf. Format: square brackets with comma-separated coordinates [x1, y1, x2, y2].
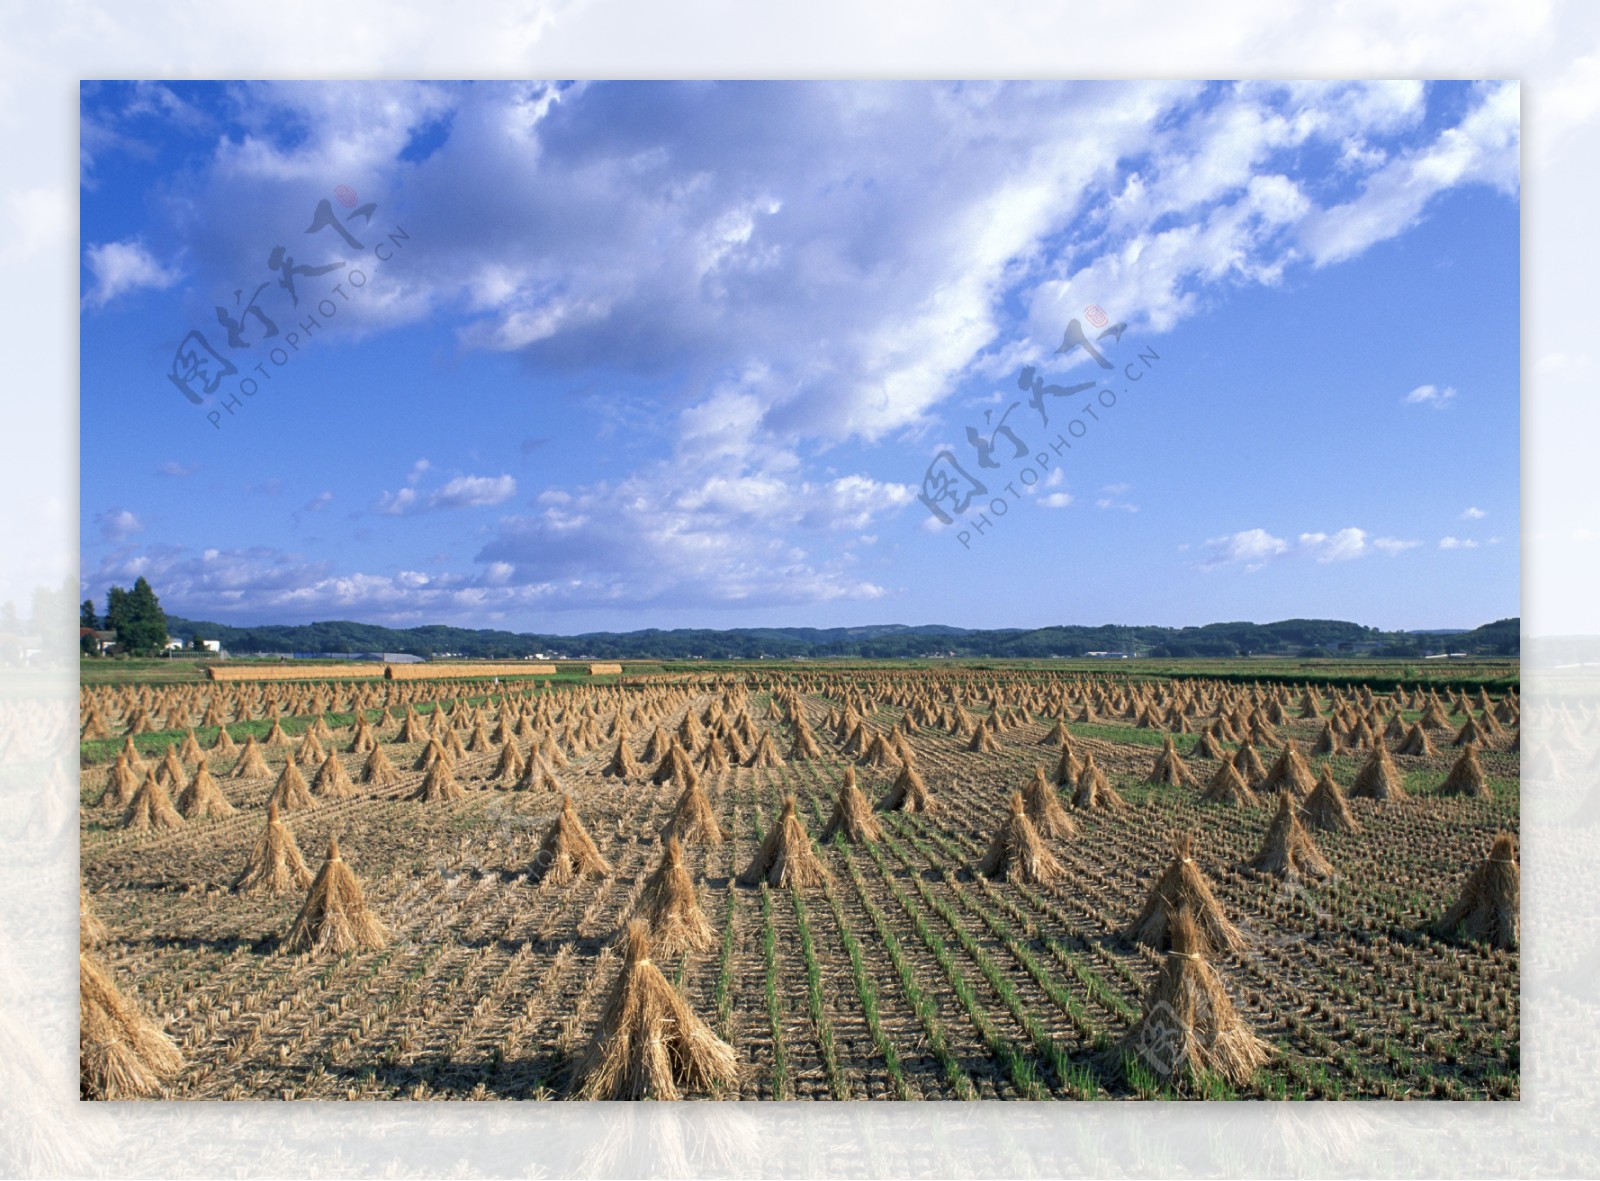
[978, 792, 1066, 884]
[285, 835, 389, 954]
[1119, 906, 1270, 1088]
[633, 836, 715, 955]
[570, 922, 738, 1100]
[535, 796, 612, 885]
[1124, 834, 1246, 955]
[1437, 833, 1519, 950]
[820, 767, 882, 844]
[80, 952, 183, 1099]
[233, 802, 314, 895]
[739, 796, 827, 888]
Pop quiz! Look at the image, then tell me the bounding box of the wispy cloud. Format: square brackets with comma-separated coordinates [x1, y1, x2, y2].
[1095, 483, 1138, 512]
[1372, 537, 1423, 555]
[1439, 536, 1480, 549]
[1460, 506, 1487, 520]
[1404, 383, 1457, 409]
[376, 468, 517, 515]
[1300, 81, 1517, 266]
[82, 239, 181, 307]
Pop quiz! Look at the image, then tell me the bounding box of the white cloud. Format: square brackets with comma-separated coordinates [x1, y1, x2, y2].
[475, 454, 918, 610]
[161, 81, 1518, 458]
[94, 508, 144, 542]
[430, 474, 517, 509]
[375, 467, 515, 514]
[1023, 81, 1506, 341]
[1198, 528, 1289, 571]
[1403, 383, 1457, 409]
[1038, 492, 1074, 509]
[1299, 527, 1369, 562]
[374, 487, 418, 516]
[82, 239, 182, 307]
[1198, 524, 1420, 569]
[213, 81, 457, 184]
[1372, 537, 1422, 555]
[1439, 536, 1480, 549]
[1460, 506, 1487, 520]
[1300, 81, 1518, 266]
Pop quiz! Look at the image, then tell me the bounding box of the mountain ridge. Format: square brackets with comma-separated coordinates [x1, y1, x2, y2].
[160, 615, 1520, 660]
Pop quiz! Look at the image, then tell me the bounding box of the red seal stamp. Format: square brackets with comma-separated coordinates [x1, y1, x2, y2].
[335, 185, 359, 208]
[1085, 304, 1108, 328]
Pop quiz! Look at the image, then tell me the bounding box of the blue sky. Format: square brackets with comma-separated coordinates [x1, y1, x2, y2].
[79, 80, 1519, 634]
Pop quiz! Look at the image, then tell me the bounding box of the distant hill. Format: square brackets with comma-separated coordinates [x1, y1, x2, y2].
[161, 615, 1520, 661]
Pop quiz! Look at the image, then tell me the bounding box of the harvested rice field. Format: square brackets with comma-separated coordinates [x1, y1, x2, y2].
[79, 668, 1520, 1101]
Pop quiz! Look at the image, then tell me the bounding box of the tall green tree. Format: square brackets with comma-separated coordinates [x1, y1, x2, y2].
[107, 578, 168, 654]
[104, 587, 128, 643]
[80, 599, 99, 630]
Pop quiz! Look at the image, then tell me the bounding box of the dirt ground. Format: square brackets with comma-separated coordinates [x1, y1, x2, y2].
[80, 674, 1520, 1100]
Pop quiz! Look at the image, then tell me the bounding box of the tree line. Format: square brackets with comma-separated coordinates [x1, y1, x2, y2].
[80, 577, 171, 656]
[156, 609, 1520, 661]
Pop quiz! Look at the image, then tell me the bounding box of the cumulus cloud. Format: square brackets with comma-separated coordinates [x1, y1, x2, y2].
[83, 540, 663, 630]
[1198, 528, 1290, 571]
[1461, 506, 1487, 520]
[165, 81, 1517, 450]
[431, 474, 517, 509]
[82, 239, 182, 307]
[473, 387, 918, 610]
[1199, 525, 1420, 569]
[475, 464, 914, 609]
[374, 466, 516, 514]
[1439, 536, 1480, 549]
[1404, 383, 1457, 409]
[94, 508, 144, 542]
[1299, 527, 1370, 562]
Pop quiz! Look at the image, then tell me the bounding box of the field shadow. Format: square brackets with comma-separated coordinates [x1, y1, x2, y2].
[104, 878, 196, 894]
[132, 932, 270, 955]
[326, 1048, 570, 1099]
